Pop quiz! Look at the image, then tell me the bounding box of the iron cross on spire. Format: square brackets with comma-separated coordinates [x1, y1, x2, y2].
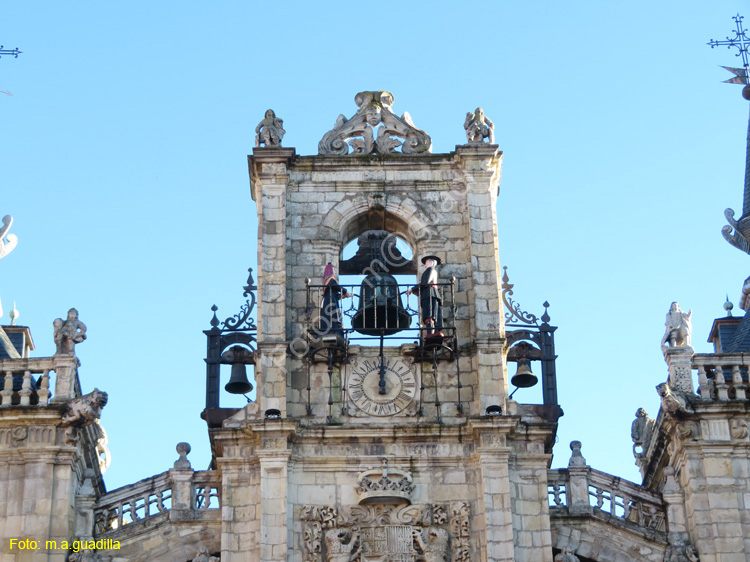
[708, 14, 750, 86]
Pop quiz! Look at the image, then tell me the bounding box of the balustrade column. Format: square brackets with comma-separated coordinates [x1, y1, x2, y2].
[37, 370, 51, 404]
[19, 370, 32, 405]
[0, 371, 13, 406]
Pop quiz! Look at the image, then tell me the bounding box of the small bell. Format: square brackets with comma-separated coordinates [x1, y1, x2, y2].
[225, 363, 253, 395]
[510, 357, 538, 389]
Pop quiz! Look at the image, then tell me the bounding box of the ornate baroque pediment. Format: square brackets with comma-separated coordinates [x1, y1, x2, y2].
[318, 91, 432, 156]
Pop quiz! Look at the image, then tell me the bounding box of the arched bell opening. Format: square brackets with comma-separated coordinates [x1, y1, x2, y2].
[339, 231, 417, 342]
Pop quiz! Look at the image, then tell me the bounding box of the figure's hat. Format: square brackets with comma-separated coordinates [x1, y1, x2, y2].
[323, 262, 335, 281]
[421, 255, 442, 265]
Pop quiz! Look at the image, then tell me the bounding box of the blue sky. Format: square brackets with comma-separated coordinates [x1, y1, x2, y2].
[2, 1, 750, 489]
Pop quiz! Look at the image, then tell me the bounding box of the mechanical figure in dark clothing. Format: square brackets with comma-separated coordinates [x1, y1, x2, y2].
[407, 256, 443, 338]
[319, 262, 351, 338]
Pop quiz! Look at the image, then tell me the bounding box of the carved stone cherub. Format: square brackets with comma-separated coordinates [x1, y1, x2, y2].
[53, 308, 87, 356]
[657, 383, 694, 417]
[464, 107, 495, 144]
[61, 388, 109, 428]
[412, 527, 450, 562]
[324, 528, 359, 562]
[255, 109, 285, 147]
[661, 302, 692, 351]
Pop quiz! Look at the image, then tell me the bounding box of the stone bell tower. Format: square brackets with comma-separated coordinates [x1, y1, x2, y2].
[205, 91, 562, 562]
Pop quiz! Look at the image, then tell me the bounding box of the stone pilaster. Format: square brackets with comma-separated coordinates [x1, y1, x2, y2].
[255, 423, 293, 562]
[472, 418, 516, 562]
[250, 147, 296, 416]
[664, 346, 695, 395]
[510, 430, 554, 562]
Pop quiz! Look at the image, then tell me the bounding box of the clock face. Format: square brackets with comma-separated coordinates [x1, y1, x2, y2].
[347, 357, 417, 417]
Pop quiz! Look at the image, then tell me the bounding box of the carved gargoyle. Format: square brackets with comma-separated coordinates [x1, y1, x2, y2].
[657, 383, 694, 418]
[631, 407, 655, 458]
[61, 389, 108, 428]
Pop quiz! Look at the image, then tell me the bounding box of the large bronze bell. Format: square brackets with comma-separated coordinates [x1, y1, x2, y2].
[352, 273, 411, 336]
[225, 363, 253, 394]
[222, 346, 255, 395]
[510, 357, 538, 389]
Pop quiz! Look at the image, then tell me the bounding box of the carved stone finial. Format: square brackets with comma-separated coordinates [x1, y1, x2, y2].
[555, 548, 581, 562]
[8, 301, 18, 325]
[568, 440, 587, 467]
[0, 215, 18, 260]
[60, 388, 108, 428]
[464, 107, 495, 144]
[174, 442, 192, 469]
[318, 91, 432, 156]
[660, 302, 692, 352]
[53, 308, 87, 356]
[255, 109, 285, 147]
[631, 408, 655, 460]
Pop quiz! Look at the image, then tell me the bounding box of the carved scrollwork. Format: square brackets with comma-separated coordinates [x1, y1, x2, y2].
[450, 501, 471, 561]
[722, 208, 750, 255]
[318, 91, 432, 156]
[0, 214, 18, 260]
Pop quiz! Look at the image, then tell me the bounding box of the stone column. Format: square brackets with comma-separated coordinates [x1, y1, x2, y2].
[250, 147, 296, 416]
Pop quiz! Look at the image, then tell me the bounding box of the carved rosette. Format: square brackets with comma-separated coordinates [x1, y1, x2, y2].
[301, 501, 470, 561]
[318, 91, 432, 156]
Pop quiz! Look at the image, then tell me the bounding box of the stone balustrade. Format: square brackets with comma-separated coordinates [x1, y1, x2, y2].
[547, 467, 666, 533]
[93, 469, 221, 537]
[693, 353, 749, 401]
[0, 357, 56, 406]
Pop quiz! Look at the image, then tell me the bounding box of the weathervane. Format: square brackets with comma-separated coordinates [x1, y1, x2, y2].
[709, 15, 750, 257]
[0, 46, 21, 59]
[708, 14, 750, 89]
